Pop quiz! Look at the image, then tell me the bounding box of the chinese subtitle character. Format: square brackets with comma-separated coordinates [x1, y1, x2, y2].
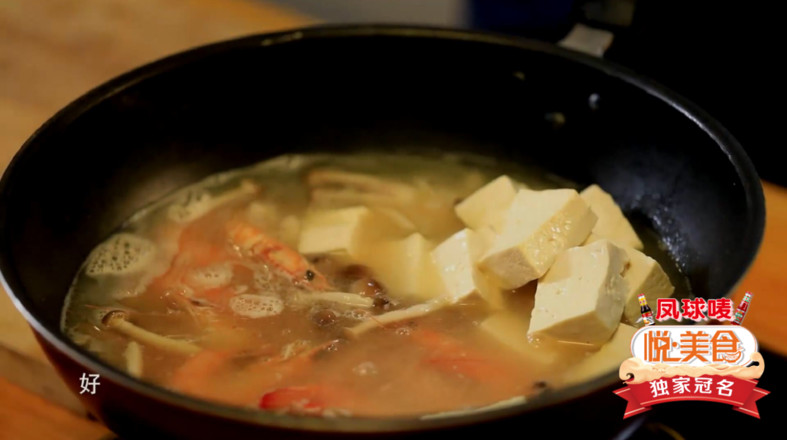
[680, 331, 710, 362]
[710, 330, 743, 363]
[671, 377, 691, 394]
[649, 379, 670, 398]
[644, 330, 680, 362]
[707, 298, 734, 321]
[716, 379, 734, 397]
[79, 373, 100, 395]
[656, 298, 681, 322]
[681, 298, 708, 321]
[694, 377, 713, 394]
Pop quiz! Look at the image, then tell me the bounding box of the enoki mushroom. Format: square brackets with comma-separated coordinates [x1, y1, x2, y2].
[102, 310, 201, 356]
[124, 341, 143, 378]
[345, 299, 446, 338]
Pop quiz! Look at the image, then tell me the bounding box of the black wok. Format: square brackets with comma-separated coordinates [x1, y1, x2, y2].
[0, 26, 765, 438]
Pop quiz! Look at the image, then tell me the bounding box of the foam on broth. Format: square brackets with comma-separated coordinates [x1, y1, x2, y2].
[62, 153, 689, 417]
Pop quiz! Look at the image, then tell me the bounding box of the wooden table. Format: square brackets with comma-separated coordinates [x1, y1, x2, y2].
[0, 1, 783, 438]
[0, 1, 314, 438]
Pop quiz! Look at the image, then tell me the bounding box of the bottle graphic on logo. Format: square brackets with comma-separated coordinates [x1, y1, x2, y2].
[638, 293, 655, 326]
[732, 292, 753, 326]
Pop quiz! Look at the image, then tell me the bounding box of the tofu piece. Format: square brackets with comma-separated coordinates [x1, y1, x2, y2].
[365, 233, 447, 302]
[278, 215, 301, 247]
[528, 240, 629, 345]
[580, 185, 643, 250]
[297, 206, 411, 262]
[480, 312, 557, 367]
[475, 225, 497, 248]
[455, 175, 521, 232]
[247, 201, 280, 226]
[561, 323, 637, 386]
[621, 247, 675, 325]
[431, 229, 503, 308]
[247, 203, 300, 246]
[479, 189, 597, 289]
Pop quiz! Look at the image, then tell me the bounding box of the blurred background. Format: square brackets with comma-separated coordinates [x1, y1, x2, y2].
[0, 1, 783, 439]
[4, 0, 781, 185]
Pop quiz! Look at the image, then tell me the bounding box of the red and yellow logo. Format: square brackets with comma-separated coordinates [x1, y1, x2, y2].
[615, 293, 769, 418]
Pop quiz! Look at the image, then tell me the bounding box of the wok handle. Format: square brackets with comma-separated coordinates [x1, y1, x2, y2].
[558, 23, 615, 57]
[558, 0, 639, 57]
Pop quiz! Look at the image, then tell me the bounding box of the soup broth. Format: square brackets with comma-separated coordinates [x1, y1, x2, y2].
[62, 153, 687, 417]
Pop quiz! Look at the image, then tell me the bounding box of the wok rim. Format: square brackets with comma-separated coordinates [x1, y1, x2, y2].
[0, 24, 766, 434]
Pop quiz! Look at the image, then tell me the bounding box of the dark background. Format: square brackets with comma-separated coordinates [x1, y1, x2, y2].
[283, 0, 784, 185]
[470, 0, 784, 186]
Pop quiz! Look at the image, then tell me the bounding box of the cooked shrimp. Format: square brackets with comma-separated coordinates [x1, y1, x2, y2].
[259, 384, 357, 416]
[226, 220, 331, 290]
[411, 329, 523, 390]
[169, 339, 342, 406]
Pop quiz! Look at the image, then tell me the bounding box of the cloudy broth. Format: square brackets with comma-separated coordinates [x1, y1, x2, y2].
[62, 153, 686, 417]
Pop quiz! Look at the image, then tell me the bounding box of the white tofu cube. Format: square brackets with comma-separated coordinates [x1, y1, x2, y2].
[621, 247, 675, 325]
[561, 323, 637, 386]
[480, 312, 557, 367]
[475, 225, 497, 249]
[297, 206, 412, 261]
[431, 229, 503, 308]
[580, 185, 643, 250]
[365, 233, 447, 302]
[528, 240, 629, 345]
[247, 201, 280, 226]
[247, 202, 300, 246]
[455, 175, 521, 232]
[479, 189, 597, 289]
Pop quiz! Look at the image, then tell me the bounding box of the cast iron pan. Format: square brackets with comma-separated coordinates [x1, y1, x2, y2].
[0, 26, 765, 438]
